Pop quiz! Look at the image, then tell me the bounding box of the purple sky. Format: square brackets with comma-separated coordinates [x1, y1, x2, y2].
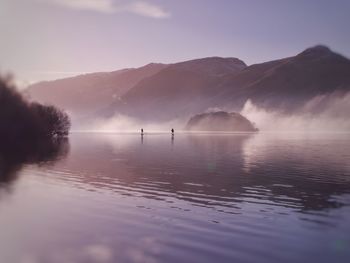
[1, 0, 350, 84]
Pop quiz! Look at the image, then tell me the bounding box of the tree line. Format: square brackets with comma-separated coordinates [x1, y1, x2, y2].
[0, 75, 71, 143]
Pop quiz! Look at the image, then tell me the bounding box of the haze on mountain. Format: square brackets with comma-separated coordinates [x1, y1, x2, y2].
[27, 45, 350, 127]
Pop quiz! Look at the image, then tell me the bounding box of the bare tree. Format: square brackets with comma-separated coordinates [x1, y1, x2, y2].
[0, 75, 71, 141]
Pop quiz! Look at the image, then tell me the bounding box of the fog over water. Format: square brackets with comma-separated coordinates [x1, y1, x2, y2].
[241, 92, 350, 132]
[76, 114, 185, 133]
[73, 92, 350, 133]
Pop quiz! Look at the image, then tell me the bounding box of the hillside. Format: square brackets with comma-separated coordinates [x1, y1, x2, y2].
[213, 45, 350, 112]
[27, 63, 167, 119]
[101, 57, 247, 120]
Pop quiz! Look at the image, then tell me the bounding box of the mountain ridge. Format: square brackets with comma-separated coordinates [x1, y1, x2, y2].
[26, 45, 350, 124]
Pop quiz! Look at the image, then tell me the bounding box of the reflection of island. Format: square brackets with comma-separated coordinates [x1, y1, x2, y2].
[0, 138, 69, 190]
[54, 134, 350, 214]
[241, 133, 350, 212]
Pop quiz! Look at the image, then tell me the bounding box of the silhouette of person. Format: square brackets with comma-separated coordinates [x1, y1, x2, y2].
[171, 128, 174, 135]
[141, 128, 144, 135]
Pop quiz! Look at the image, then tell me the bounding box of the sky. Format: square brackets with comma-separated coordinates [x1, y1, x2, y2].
[1, 0, 350, 84]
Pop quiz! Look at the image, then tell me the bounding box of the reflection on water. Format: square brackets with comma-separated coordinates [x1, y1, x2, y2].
[0, 133, 350, 263]
[0, 137, 69, 190]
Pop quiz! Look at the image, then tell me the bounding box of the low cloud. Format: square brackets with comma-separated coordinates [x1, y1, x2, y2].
[50, 0, 116, 13]
[126, 1, 170, 19]
[84, 244, 113, 262]
[43, 0, 170, 18]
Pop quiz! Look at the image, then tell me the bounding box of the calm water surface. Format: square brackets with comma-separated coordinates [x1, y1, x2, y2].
[1, 133, 350, 263]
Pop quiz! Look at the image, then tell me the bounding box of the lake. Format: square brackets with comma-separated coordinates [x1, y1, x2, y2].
[0, 132, 350, 263]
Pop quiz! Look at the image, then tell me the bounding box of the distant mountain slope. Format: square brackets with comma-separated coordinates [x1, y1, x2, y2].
[101, 46, 350, 121]
[102, 57, 247, 120]
[213, 45, 350, 112]
[27, 63, 167, 118]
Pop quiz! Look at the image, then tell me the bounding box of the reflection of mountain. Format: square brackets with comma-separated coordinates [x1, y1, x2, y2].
[0, 138, 70, 190]
[242, 134, 350, 211]
[51, 134, 350, 213]
[27, 46, 350, 123]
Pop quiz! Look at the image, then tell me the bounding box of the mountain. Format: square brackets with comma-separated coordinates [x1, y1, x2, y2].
[101, 57, 247, 120]
[212, 45, 350, 112]
[27, 63, 167, 119]
[27, 45, 350, 125]
[101, 46, 350, 121]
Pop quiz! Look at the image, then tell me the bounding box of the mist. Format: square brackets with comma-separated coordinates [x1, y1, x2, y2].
[240, 92, 350, 132]
[72, 91, 350, 133]
[73, 114, 186, 133]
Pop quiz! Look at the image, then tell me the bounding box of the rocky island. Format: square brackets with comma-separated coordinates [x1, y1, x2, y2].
[185, 111, 258, 132]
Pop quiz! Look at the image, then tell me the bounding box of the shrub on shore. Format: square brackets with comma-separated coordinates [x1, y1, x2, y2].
[0, 75, 71, 142]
